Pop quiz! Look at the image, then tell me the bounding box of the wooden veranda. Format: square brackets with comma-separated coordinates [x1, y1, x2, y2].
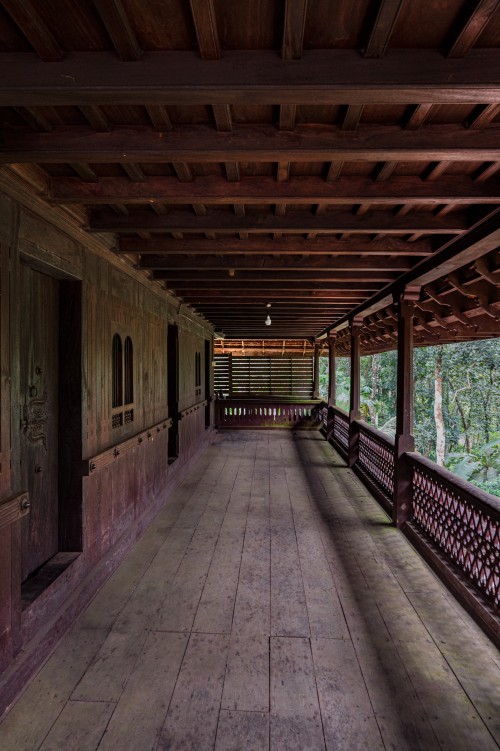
[0, 431, 499, 751]
[0, 0, 499, 743]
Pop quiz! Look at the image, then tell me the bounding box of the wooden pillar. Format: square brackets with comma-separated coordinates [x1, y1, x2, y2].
[313, 340, 320, 398]
[328, 332, 336, 407]
[393, 287, 420, 527]
[348, 318, 363, 468]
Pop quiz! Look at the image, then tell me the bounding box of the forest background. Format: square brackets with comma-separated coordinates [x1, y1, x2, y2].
[319, 339, 500, 498]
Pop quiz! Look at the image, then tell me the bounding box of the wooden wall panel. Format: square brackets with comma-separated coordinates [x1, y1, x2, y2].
[0, 192, 213, 705]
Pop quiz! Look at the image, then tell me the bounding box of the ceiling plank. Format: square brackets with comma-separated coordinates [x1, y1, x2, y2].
[134, 255, 415, 272]
[119, 235, 431, 257]
[5, 125, 500, 163]
[90, 208, 469, 234]
[0, 0, 63, 61]
[364, 0, 405, 58]
[447, 0, 499, 58]
[1, 50, 499, 106]
[189, 0, 221, 60]
[49, 173, 500, 204]
[92, 0, 142, 61]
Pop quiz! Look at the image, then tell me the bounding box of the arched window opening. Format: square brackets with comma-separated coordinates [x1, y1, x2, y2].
[124, 337, 133, 405]
[112, 334, 123, 408]
[112, 333, 134, 428]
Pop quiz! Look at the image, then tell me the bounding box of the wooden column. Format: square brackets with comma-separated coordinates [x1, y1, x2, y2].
[348, 318, 363, 468]
[313, 340, 320, 398]
[393, 286, 420, 527]
[328, 332, 337, 407]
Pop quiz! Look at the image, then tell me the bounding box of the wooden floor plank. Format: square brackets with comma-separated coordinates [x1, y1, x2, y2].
[215, 710, 269, 751]
[157, 632, 229, 751]
[2, 431, 499, 751]
[270, 636, 325, 751]
[97, 631, 188, 751]
[39, 700, 115, 751]
[311, 637, 384, 751]
[0, 626, 108, 750]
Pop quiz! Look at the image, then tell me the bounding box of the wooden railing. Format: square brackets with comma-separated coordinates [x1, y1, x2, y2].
[328, 406, 349, 455]
[407, 453, 500, 610]
[356, 421, 395, 507]
[216, 397, 323, 429]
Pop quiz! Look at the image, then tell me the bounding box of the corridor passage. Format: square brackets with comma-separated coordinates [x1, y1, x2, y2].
[1, 431, 499, 751]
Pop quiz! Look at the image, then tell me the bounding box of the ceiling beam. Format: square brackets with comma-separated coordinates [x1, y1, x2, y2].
[92, 0, 142, 61]
[0, 0, 64, 61]
[155, 279, 384, 292]
[90, 208, 469, 234]
[48, 174, 500, 205]
[118, 235, 432, 257]
[178, 291, 366, 299]
[134, 254, 415, 272]
[141, 270, 399, 282]
[1, 50, 499, 106]
[4, 124, 500, 164]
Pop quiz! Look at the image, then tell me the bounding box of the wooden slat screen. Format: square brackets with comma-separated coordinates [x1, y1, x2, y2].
[214, 355, 313, 398]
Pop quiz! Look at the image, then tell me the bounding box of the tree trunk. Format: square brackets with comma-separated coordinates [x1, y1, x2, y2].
[368, 353, 380, 426]
[434, 349, 445, 466]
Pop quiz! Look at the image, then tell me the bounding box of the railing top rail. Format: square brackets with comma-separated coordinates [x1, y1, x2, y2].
[407, 451, 500, 518]
[354, 419, 396, 448]
[217, 396, 322, 405]
[330, 405, 349, 419]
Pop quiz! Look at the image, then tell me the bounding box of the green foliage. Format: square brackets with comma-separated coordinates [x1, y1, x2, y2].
[319, 339, 500, 497]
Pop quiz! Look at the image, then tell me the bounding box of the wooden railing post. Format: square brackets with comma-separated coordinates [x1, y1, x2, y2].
[348, 317, 363, 468]
[313, 340, 321, 398]
[393, 286, 420, 527]
[328, 332, 336, 407]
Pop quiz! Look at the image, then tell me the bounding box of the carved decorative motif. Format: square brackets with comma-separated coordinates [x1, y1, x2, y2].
[21, 384, 48, 450]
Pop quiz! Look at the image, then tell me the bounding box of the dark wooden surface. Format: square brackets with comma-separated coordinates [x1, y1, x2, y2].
[1, 431, 498, 749]
[0, 0, 499, 339]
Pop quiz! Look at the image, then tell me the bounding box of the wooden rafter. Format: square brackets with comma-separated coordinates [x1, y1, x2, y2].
[92, 0, 142, 61]
[0, 0, 63, 61]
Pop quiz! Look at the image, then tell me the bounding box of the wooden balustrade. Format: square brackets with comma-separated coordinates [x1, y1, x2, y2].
[216, 397, 323, 429]
[406, 453, 500, 609]
[356, 421, 395, 512]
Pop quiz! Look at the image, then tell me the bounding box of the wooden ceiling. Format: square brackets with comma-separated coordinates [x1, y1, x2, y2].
[0, 0, 500, 342]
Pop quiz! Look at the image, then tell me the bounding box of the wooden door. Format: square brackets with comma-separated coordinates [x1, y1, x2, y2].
[167, 324, 179, 459]
[19, 265, 59, 581]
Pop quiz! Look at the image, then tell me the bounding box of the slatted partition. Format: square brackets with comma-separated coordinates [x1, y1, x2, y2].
[214, 355, 314, 398]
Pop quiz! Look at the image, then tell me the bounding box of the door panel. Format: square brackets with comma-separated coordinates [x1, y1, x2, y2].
[19, 265, 59, 581]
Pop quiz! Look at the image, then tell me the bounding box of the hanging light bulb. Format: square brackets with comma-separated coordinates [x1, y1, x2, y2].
[265, 302, 271, 326]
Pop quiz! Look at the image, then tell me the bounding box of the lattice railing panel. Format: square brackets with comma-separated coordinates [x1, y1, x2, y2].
[332, 409, 349, 450]
[410, 456, 500, 608]
[358, 423, 395, 502]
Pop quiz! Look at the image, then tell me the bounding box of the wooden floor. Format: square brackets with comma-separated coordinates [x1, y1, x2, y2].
[1, 431, 499, 751]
